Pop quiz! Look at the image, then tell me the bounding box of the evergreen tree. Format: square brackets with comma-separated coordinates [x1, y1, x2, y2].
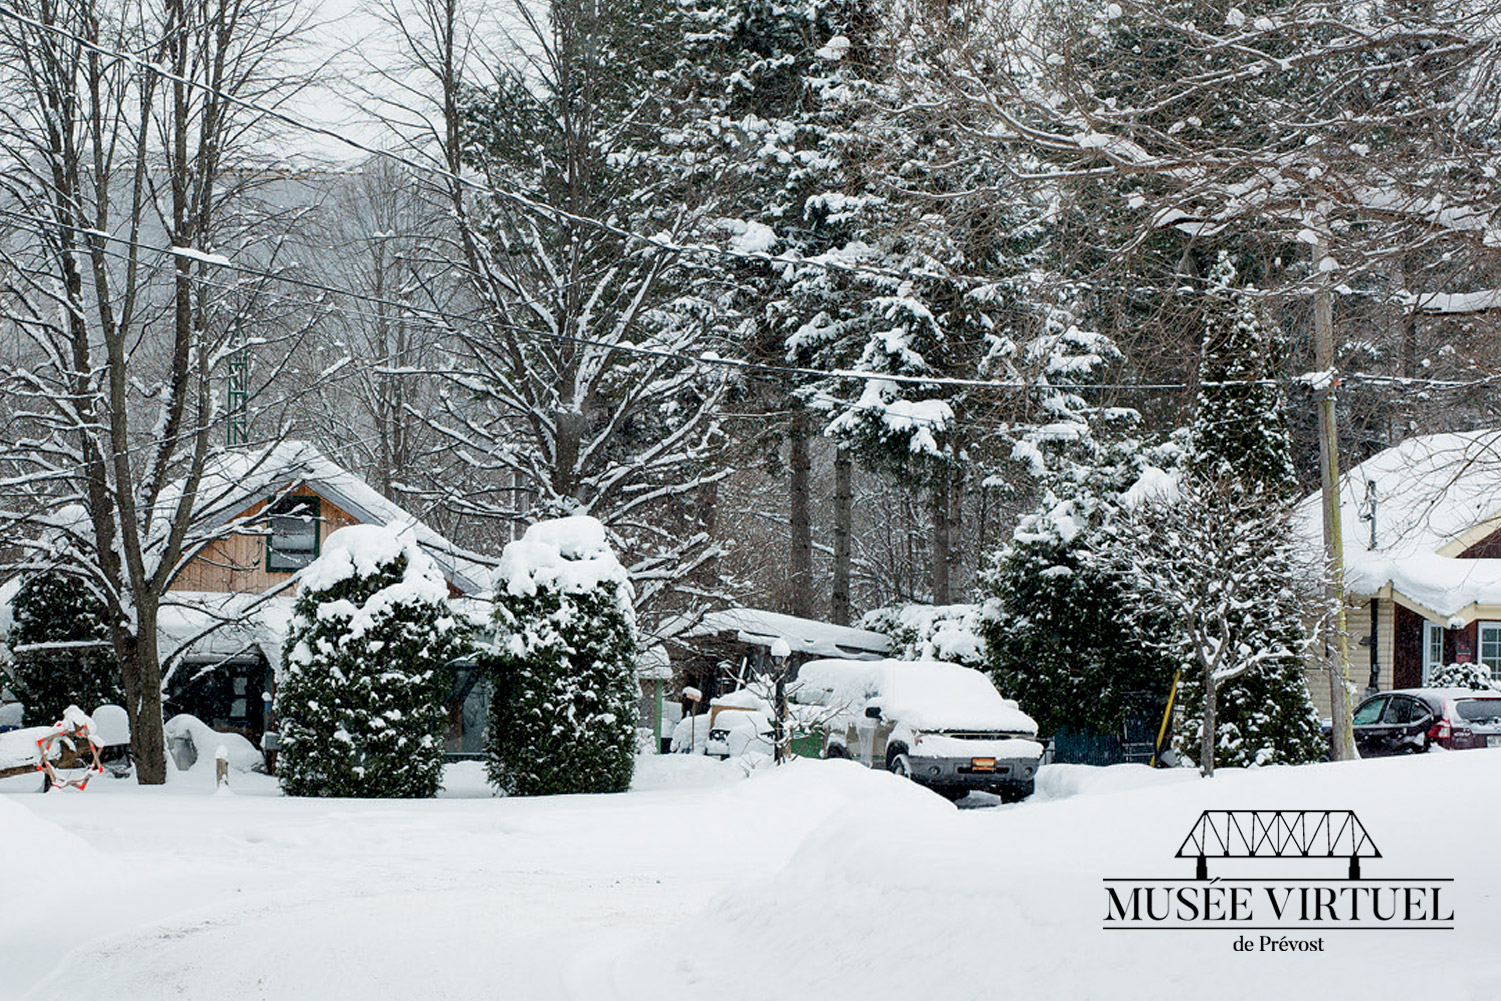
[485, 516, 639, 796]
[675, 0, 883, 613]
[980, 417, 1175, 737]
[7, 571, 121, 725]
[1172, 254, 1324, 769]
[980, 315, 1176, 738]
[277, 526, 466, 798]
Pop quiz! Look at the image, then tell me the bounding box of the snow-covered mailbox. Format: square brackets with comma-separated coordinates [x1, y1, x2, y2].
[1294, 429, 1501, 715]
[659, 607, 892, 713]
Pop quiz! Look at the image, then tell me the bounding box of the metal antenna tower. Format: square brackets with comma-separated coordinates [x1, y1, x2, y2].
[226, 320, 249, 447]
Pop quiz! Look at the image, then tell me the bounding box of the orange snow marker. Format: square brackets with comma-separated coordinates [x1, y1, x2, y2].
[36, 707, 105, 791]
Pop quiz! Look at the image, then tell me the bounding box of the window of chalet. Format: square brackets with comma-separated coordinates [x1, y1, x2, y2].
[266, 495, 321, 572]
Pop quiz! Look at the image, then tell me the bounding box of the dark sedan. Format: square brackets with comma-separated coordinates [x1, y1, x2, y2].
[1352, 688, 1501, 757]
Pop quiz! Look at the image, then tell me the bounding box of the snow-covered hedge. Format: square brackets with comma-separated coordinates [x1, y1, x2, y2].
[484, 516, 639, 796]
[277, 525, 468, 798]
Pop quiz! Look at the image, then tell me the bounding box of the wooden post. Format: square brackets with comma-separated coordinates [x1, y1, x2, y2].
[653, 678, 664, 755]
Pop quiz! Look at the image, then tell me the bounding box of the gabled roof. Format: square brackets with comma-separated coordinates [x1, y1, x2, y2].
[664, 607, 892, 660]
[191, 441, 496, 595]
[1297, 429, 1501, 621]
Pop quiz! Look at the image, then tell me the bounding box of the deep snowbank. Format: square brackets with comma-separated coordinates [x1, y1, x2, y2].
[8, 752, 1499, 1001]
[611, 753, 1501, 1001]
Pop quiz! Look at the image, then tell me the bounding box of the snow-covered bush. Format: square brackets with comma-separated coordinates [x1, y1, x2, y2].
[1426, 662, 1500, 691]
[484, 516, 639, 796]
[6, 572, 121, 726]
[860, 603, 988, 669]
[277, 525, 468, 798]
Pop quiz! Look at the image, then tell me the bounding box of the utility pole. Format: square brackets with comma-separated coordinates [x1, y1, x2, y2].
[1314, 235, 1356, 761]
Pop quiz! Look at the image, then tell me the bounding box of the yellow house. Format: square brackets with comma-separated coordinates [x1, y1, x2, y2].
[1296, 429, 1501, 718]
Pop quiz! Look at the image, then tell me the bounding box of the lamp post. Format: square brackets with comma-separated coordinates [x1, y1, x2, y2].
[770, 638, 791, 764]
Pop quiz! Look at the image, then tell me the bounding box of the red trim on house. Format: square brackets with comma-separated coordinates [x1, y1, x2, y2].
[1452, 620, 1480, 665]
[1396, 606, 1481, 688]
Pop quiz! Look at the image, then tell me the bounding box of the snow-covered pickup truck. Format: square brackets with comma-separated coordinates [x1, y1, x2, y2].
[792, 659, 1043, 802]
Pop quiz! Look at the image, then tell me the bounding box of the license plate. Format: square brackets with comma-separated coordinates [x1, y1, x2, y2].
[971, 757, 996, 772]
[1488, 736, 1501, 748]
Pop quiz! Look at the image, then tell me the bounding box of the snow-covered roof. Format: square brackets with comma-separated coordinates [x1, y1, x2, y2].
[1295, 429, 1501, 621]
[190, 441, 495, 595]
[158, 591, 296, 674]
[664, 607, 891, 660]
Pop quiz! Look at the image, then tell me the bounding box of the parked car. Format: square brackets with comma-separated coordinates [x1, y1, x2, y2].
[1352, 688, 1501, 756]
[792, 658, 1044, 802]
[705, 709, 774, 759]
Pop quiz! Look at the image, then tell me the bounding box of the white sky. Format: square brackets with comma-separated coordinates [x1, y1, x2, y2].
[285, 0, 540, 166]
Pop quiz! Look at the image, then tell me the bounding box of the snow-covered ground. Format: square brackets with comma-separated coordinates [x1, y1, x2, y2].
[5, 752, 1500, 1000]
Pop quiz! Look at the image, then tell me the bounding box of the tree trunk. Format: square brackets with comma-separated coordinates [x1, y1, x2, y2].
[945, 465, 964, 601]
[124, 600, 168, 785]
[1200, 667, 1217, 778]
[788, 412, 813, 618]
[831, 449, 853, 625]
[698, 477, 719, 537]
[931, 473, 951, 605]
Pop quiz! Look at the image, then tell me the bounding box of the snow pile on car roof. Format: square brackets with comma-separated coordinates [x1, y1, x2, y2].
[794, 658, 1037, 733]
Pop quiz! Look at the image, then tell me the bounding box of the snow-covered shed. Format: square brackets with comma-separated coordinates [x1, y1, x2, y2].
[1295, 429, 1501, 715]
[660, 607, 892, 706]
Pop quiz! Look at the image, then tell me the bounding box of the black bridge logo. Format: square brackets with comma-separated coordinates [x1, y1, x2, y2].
[1176, 810, 1381, 880]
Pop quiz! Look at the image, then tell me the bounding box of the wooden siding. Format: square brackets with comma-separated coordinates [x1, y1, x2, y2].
[168, 485, 361, 595]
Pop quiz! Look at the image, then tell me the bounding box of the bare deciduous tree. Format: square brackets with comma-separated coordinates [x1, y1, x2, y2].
[0, 0, 315, 782]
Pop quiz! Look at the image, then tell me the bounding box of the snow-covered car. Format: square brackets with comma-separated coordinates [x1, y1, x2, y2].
[705, 709, 774, 759]
[1353, 688, 1501, 756]
[793, 658, 1043, 802]
[669, 713, 712, 755]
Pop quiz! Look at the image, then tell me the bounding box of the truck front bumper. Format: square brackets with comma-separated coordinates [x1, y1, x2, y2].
[909, 753, 1040, 792]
